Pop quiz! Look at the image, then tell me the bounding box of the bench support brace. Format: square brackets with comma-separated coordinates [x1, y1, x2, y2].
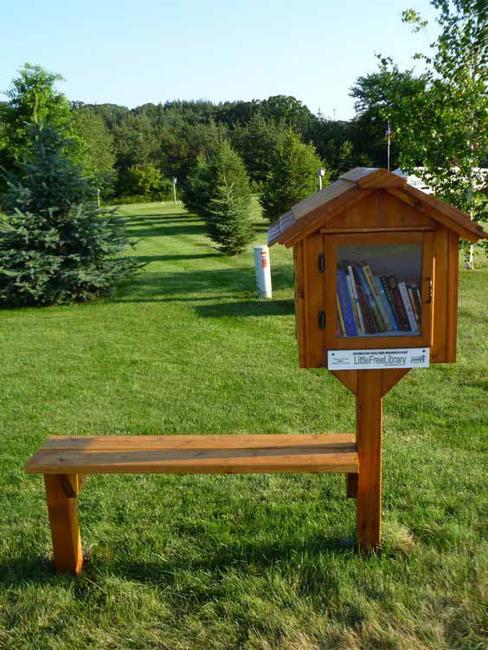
[346, 473, 358, 498]
[44, 474, 83, 575]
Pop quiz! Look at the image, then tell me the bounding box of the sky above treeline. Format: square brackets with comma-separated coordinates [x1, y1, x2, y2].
[1, 0, 439, 120]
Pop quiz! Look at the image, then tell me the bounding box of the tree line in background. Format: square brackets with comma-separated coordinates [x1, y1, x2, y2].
[0, 65, 381, 259]
[0, 0, 485, 305]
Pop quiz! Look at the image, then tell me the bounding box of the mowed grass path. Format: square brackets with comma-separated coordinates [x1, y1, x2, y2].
[0, 202, 487, 649]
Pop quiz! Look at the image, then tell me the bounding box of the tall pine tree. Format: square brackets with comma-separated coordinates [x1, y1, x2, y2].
[185, 141, 254, 255]
[0, 125, 138, 306]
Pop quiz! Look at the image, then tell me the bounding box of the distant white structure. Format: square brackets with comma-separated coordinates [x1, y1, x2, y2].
[394, 167, 487, 269]
[394, 167, 488, 195]
[393, 169, 432, 194]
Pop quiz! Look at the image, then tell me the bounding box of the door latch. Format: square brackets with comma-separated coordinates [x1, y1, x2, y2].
[318, 311, 326, 329]
[318, 253, 325, 273]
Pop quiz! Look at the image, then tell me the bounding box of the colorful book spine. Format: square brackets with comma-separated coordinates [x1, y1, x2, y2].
[385, 275, 410, 330]
[355, 279, 375, 333]
[347, 274, 363, 334]
[337, 259, 422, 337]
[353, 264, 385, 332]
[407, 285, 420, 330]
[337, 295, 346, 336]
[361, 262, 390, 330]
[347, 264, 365, 334]
[374, 276, 399, 331]
[336, 268, 357, 336]
[412, 286, 422, 324]
[398, 282, 418, 332]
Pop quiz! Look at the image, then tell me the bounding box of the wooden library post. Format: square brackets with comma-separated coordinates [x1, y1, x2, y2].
[268, 167, 487, 550]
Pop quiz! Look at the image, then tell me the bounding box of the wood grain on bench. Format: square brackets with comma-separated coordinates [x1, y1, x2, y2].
[26, 433, 358, 475]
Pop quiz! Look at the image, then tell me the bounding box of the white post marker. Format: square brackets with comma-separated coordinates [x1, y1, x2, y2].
[318, 167, 326, 191]
[254, 245, 272, 299]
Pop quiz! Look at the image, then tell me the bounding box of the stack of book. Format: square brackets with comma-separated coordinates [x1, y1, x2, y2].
[336, 260, 421, 337]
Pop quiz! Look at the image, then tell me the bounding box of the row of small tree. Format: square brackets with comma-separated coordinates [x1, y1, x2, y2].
[0, 65, 324, 305]
[183, 131, 323, 255]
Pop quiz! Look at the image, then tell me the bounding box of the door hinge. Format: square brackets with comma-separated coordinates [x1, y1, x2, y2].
[318, 311, 326, 329]
[318, 253, 325, 273]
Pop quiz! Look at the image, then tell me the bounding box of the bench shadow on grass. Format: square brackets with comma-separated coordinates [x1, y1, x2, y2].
[0, 533, 354, 587]
[104, 532, 355, 586]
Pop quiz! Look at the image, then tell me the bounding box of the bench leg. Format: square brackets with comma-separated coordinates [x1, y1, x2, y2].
[356, 370, 382, 551]
[346, 473, 358, 498]
[44, 474, 83, 575]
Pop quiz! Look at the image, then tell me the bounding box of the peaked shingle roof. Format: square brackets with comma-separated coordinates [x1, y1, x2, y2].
[268, 167, 487, 247]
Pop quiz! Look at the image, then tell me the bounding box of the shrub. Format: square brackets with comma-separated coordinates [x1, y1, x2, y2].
[0, 125, 138, 306]
[127, 162, 171, 197]
[260, 130, 326, 222]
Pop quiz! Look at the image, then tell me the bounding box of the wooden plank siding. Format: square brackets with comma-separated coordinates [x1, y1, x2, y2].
[324, 191, 436, 233]
[302, 234, 326, 367]
[446, 231, 459, 362]
[431, 228, 449, 362]
[293, 243, 307, 368]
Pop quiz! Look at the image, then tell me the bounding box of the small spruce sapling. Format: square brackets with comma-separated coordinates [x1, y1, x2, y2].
[185, 141, 254, 255]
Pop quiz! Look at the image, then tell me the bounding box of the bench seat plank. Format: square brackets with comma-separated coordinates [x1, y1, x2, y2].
[26, 434, 358, 475]
[38, 433, 355, 450]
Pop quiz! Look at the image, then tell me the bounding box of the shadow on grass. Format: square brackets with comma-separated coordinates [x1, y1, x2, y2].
[0, 533, 355, 586]
[124, 212, 205, 238]
[195, 300, 294, 318]
[123, 211, 271, 240]
[105, 533, 355, 584]
[116, 266, 294, 305]
[134, 253, 220, 264]
[457, 308, 487, 325]
[0, 556, 57, 586]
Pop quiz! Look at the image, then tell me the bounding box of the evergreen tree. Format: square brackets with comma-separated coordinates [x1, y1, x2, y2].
[0, 125, 138, 306]
[206, 180, 254, 256]
[181, 153, 213, 216]
[184, 141, 253, 255]
[261, 130, 325, 222]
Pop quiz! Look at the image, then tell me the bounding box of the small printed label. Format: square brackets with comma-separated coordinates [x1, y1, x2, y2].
[327, 348, 430, 371]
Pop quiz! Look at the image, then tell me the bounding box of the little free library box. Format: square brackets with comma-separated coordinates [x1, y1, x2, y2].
[268, 166, 487, 549]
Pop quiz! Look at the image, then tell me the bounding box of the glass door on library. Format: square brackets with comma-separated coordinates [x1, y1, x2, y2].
[324, 232, 434, 350]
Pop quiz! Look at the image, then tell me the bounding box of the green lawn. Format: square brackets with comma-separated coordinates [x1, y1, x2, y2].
[1, 202, 487, 649]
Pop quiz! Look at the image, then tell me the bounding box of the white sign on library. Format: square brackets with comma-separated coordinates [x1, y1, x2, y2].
[327, 348, 430, 371]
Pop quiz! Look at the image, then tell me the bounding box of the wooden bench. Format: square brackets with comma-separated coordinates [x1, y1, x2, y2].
[25, 433, 359, 575]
